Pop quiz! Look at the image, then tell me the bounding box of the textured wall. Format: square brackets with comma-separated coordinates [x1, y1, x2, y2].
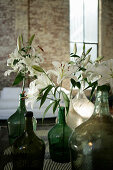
[29, 0, 70, 69]
[99, 0, 113, 59]
[0, 0, 16, 89]
[0, 0, 69, 90]
[1, 0, 113, 90]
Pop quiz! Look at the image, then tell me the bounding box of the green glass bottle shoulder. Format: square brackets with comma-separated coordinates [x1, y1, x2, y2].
[13, 131, 45, 158]
[8, 106, 26, 145]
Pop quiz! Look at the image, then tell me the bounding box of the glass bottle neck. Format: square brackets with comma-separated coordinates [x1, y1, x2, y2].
[58, 107, 66, 124]
[93, 89, 110, 117]
[18, 93, 26, 111]
[25, 117, 33, 133]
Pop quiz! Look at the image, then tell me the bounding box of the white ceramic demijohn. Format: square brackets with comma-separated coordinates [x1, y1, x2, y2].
[66, 89, 94, 130]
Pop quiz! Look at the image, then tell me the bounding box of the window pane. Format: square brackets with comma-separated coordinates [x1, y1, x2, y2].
[85, 44, 97, 61]
[70, 43, 97, 62]
[70, 0, 83, 42]
[84, 0, 98, 43]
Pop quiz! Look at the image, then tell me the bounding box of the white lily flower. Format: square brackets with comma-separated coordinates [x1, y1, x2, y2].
[26, 74, 53, 109]
[26, 80, 39, 109]
[35, 53, 44, 64]
[47, 61, 78, 85]
[97, 59, 113, 91]
[36, 73, 52, 89]
[4, 64, 20, 76]
[84, 63, 101, 83]
[4, 70, 14, 76]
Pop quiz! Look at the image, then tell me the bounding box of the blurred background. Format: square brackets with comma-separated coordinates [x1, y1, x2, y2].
[0, 0, 113, 119]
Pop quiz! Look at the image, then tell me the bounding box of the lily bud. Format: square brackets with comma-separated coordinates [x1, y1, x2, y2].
[17, 36, 21, 51]
[83, 55, 91, 66]
[73, 43, 77, 54]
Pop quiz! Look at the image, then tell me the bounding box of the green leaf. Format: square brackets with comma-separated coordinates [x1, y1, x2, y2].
[79, 67, 86, 71]
[71, 78, 76, 87]
[28, 34, 35, 45]
[70, 54, 80, 58]
[39, 85, 52, 95]
[13, 72, 24, 86]
[32, 65, 44, 72]
[90, 85, 96, 100]
[53, 100, 60, 114]
[42, 101, 55, 121]
[84, 81, 98, 91]
[13, 59, 19, 65]
[86, 47, 92, 56]
[36, 96, 42, 102]
[83, 43, 85, 53]
[54, 86, 59, 98]
[70, 53, 74, 55]
[40, 85, 53, 107]
[68, 61, 75, 64]
[95, 56, 104, 62]
[20, 47, 26, 53]
[61, 91, 70, 114]
[71, 79, 81, 89]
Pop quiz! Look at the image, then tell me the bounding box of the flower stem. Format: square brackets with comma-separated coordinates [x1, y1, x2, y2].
[22, 77, 25, 93]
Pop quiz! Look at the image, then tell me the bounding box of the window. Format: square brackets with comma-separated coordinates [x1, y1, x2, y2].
[70, 0, 98, 61]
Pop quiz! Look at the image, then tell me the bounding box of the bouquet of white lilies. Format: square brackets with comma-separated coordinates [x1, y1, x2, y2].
[85, 58, 113, 93]
[5, 35, 113, 117]
[4, 34, 44, 91]
[26, 43, 97, 117]
[26, 61, 78, 116]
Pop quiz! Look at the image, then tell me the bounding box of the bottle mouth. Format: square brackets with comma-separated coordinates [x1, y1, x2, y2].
[25, 111, 33, 117]
[97, 85, 110, 92]
[59, 106, 65, 111]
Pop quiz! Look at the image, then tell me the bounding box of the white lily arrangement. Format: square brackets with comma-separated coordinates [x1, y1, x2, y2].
[5, 35, 113, 118]
[84, 58, 113, 93]
[26, 43, 98, 117]
[4, 34, 44, 92]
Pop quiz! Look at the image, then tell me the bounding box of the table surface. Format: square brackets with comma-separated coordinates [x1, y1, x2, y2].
[0, 125, 72, 170]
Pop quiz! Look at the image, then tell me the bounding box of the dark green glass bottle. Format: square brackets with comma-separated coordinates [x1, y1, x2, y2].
[7, 93, 37, 145]
[13, 111, 45, 170]
[69, 86, 113, 170]
[48, 106, 72, 163]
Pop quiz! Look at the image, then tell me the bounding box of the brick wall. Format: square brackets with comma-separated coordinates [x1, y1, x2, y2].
[0, 0, 69, 90]
[0, 0, 16, 89]
[99, 0, 113, 60]
[0, 0, 113, 90]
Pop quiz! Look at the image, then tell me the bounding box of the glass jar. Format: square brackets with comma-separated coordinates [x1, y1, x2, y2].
[48, 106, 72, 163]
[69, 86, 113, 170]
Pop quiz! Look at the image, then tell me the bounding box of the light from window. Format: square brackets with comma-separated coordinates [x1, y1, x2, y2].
[70, 0, 98, 61]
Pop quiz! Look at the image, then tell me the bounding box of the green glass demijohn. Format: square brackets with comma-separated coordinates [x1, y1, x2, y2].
[48, 106, 72, 163]
[7, 93, 37, 145]
[69, 86, 113, 170]
[12, 111, 45, 170]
